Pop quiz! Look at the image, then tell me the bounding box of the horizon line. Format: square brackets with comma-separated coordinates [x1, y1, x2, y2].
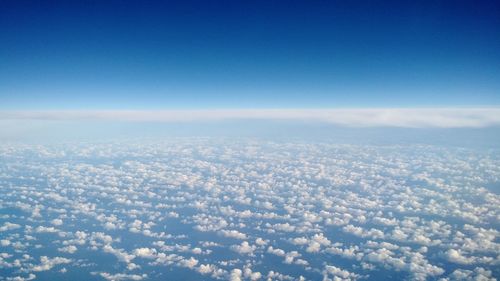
[1, 108, 500, 128]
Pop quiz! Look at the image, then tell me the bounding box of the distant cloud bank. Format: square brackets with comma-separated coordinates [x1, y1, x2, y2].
[1, 108, 500, 128]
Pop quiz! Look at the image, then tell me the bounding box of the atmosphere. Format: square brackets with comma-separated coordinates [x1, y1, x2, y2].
[1, 2, 500, 281]
[1, 0, 500, 109]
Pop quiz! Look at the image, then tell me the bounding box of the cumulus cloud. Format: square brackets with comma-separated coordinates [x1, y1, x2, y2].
[58, 245, 77, 254]
[219, 230, 248, 240]
[267, 246, 286, 257]
[2, 108, 500, 128]
[51, 219, 63, 226]
[231, 242, 256, 255]
[34, 226, 59, 233]
[306, 241, 321, 253]
[96, 272, 147, 281]
[198, 264, 215, 275]
[1, 138, 499, 281]
[133, 248, 157, 259]
[179, 257, 199, 269]
[103, 245, 136, 264]
[447, 267, 496, 281]
[197, 263, 225, 278]
[230, 268, 243, 281]
[31, 256, 71, 272]
[6, 273, 36, 281]
[0, 222, 21, 232]
[444, 249, 477, 265]
[243, 268, 262, 281]
[322, 265, 361, 281]
[255, 238, 268, 246]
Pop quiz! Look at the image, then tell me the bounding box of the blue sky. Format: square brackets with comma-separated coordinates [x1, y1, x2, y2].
[1, 0, 499, 109]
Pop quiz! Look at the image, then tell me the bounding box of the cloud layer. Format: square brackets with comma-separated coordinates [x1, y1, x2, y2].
[0, 140, 498, 280]
[1, 108, 500, 128]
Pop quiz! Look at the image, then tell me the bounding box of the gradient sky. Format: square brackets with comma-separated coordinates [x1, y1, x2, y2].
[1, 0, 499, 109]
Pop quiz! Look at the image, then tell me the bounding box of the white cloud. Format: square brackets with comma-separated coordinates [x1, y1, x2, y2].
[267, 222, 295, 233]
[51, 219, 63, 226]
[219, 230, 248, 240]
[103, 245, 136, 264]
[6, 273, 36, 281]
[58, 245, 77, 254]
[1, 239, 11, 246]
[444, 249, 477, 265]
[322, 265, 361, 281]
[267, 246, 286, 257]
[31, 256, 71, 272]
[198, 264, 215, 275]
[447, 267, 496, 281]
[306, 241, 321, 253]
[2, 108, 500, 128]
[1, 137, 499, 281]
[0, 222, 21, 232]
[230, 268, 243, 281]
[243, 268, 262, 281]
[291, 237, 309, 245]
[133, 248, 157, 259]
[97, 272, 147, 281]
[255, 238, 268, 246]
[179, 257, 199, 269]
[231, 241, 256, 255]
[34, 226, 59, 233]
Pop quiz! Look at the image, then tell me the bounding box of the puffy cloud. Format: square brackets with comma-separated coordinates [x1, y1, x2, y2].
[179, 257, 199, 269]
[312, 233, 331, 246]
[34, 226, 59, 233]
[58, 245, 77, 254]
[0, 138, 499, 281]
[446, 267, 496, 281]
[5, 273, 36, 281]
[243, 268, 262, 281]
[103, 245, 136, 264]
[133, 248, 157, 259]
[51, 219, 63, 226]
[443, 249, 477, 265]
[231, 242, 256, 255]
[219, 230, 248, 240]
[267, 246, 286, 257]
[104, 222, 117, 230]
[230, 268, 243, 281]
[97, 272, 147, 281]
[391, 228, 409, 241]
[342, 225, 385, 239]
[197, 263, 226, 278]
[325, 245, 363, 261]
[322, 265, 361, 281]
[306, 241, 321, 253]
[91, 232, 114, 244]
[31, 256, 71, 272]
[73, 231, 87, 244]
[291, 237, 308, 246]
[267, 247, 303, 265]
[191, 247, 203, 254]
[0, 222, 21, 232]
[267, 223, 295, 233]
[255, 238, 268, 246]
[198, 264, 215, 275]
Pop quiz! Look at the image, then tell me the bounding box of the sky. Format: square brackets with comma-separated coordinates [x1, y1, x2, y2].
[1, 0, 500, 110]
[0, 3, 499, 280]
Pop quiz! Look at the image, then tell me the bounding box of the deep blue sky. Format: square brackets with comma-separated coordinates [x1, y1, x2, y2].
[1, 0, 499, 109]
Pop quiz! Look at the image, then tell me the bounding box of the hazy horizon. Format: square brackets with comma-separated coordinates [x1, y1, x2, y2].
[1, 1, 499, 281]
